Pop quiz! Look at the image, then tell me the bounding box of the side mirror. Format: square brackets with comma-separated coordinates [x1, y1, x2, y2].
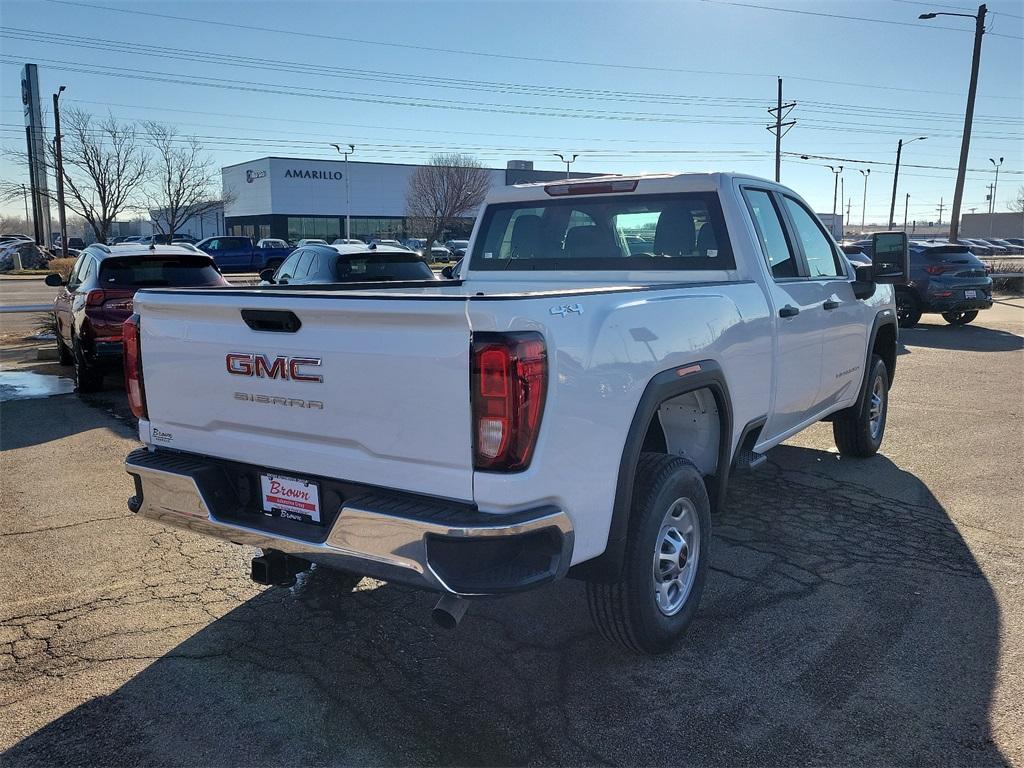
[440, 265, 455, 279]
[258, 268, 276, 283]
[44, 273, 65, 287]
[870, 231, 909, 284]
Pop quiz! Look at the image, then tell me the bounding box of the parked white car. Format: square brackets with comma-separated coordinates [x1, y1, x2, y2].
[124, 173, 906, 653]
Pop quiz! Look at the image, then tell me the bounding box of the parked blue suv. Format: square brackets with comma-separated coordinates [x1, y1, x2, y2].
[855, 240, 992, 327]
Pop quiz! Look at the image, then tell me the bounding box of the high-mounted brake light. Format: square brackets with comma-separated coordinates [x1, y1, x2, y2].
[471, 332, 547, 472]
[123, 313, 147, 420]
[544, 179, 639, 197]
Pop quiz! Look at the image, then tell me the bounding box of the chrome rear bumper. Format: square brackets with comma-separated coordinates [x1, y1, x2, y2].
[124, 448, 573, 596]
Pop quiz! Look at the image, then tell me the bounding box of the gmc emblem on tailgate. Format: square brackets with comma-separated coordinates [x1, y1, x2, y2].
[226, 353, 323, 382]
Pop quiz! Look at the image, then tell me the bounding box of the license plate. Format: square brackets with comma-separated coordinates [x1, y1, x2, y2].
[260, 473, 321, 524]
[965, 290, 977, 298]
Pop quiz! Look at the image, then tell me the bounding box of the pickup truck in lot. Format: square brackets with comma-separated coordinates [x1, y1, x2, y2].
[124, 173, 906, 653]
[195, 235, 294, 273]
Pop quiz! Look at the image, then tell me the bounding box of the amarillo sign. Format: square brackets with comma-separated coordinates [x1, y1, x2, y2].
[284, 168, 344, 180]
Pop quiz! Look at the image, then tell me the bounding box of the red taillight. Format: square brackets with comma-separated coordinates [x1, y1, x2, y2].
[123, 313, 147, 420]
[86, 289, 106, 306]
[924, 264, 956, 275]
[471, 332, 547, 471]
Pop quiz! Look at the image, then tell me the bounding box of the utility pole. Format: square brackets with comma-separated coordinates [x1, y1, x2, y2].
[920, 4, 987, 243]
[827, 164, 843, 223]
[937, 197, 945, 225]
[986, 183, 995, 214]
[859, 169, 870, 229]
[554, 153, 578, 179]
[21, 183, 30, 225]
[903, 193, 910, 232]
[889, 136, 927, 228]
[52, 86, 68, 258]
[330, 143, 356, 241]
[989, 156, 1003, 235]
[766, 77, 796, 183]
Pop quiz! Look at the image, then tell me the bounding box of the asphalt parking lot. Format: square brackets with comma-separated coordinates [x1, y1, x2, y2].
[1, 298, 1022, 766]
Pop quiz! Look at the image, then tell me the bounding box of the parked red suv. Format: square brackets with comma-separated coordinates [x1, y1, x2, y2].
[46, 244, 228, 391]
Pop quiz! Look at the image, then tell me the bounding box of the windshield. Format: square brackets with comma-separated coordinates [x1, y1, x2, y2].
[333, 254, 433, 281]
[99, 256, 223, 287]
[469, 192, 733, 271]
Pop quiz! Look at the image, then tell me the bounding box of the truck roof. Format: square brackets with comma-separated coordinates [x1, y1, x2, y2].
[487, 171, 774, 204]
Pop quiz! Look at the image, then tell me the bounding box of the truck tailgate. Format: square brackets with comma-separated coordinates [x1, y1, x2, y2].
[135, 290, 473, 501]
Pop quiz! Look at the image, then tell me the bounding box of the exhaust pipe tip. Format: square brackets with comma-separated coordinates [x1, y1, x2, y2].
[431, 594, 469, 629]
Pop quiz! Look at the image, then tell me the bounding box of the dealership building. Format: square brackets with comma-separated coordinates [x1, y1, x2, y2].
[222, 157, 594, 243]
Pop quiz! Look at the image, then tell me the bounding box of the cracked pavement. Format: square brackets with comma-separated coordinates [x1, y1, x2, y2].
[1, 298, 1022, 766]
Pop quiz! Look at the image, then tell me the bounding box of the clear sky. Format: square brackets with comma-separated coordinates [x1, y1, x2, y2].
[1, 0, 1021, 226]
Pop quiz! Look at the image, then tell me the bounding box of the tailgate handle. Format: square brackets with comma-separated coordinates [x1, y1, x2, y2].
[241, 309, 302, 333]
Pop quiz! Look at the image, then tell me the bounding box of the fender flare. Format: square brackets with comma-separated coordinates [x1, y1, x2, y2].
[570, 359, 733, 583]
[854, 309, 898, 413]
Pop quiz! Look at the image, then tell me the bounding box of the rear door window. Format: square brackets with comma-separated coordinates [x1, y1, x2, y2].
[470, 192, 733, 271]
[99, 256, 222, 287]
[743, 189, 799, 279]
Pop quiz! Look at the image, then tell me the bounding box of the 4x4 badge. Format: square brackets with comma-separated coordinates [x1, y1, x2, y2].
[549, 303, 584, 317]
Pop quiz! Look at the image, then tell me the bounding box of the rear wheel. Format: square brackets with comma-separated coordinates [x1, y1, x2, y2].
[895, 290, 921, 328]
[942, 310, 978, 325]
[72, 335, 104, 393]
[586, 454, 710, 654]
[832, 355, 889, 457]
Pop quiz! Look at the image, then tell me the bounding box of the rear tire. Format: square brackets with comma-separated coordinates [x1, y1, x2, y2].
[586, 454, 710, 654]
[895, 291, 921, 328]
[72, 336, 104, 393]
[832, 355, 889, 457]
[942, 310, 978, 325]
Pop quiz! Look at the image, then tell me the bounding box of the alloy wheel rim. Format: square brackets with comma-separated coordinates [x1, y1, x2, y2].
[869, 374, 885, 439]
[652, 497, 700, 617]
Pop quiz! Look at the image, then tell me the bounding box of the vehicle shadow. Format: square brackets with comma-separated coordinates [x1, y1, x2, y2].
[0, 388, 134, 452]
[900, 320, 1023, 353]
[2, 446, 1004, 766]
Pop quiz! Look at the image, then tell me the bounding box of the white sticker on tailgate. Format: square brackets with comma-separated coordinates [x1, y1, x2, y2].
[260, 473, 321, 523]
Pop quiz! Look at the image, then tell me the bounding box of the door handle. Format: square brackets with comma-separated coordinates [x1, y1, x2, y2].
[823, 300, 841, 310]
[779, 305, 800, 318]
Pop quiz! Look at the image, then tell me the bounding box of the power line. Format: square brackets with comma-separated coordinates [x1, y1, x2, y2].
[700, 0, 1024, 39]
[38, 0, 1024, 95]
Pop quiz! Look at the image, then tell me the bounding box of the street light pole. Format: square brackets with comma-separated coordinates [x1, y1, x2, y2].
[859, 168, 870, 229]
[330, 143, 355, 240]
[989, 156, 1003, 234]
[904, 193, 910, 232]
[52, 85, 68, 257]
[889, 136, 926, 229]
[920, 4, 987, 243]
[554, 153, 578, 179]
[22, 183, 30, 225]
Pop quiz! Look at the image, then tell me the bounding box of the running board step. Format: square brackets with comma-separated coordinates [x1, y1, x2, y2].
[733, 448, 767, 471]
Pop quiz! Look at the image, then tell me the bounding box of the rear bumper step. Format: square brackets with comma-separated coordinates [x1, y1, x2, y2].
[125, 448, 573, 596]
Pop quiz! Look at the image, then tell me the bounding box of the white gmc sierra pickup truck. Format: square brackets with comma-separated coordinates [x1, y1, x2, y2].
[124, 173, 907, 653]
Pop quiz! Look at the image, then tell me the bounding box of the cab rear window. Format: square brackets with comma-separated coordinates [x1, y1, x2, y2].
[99, 256, 223, 287]
[470, 192, 733, 271]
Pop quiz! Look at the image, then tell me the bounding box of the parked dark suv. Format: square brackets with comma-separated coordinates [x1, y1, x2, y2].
[46, 244, 228, 391]
[898, 242, 992, 327]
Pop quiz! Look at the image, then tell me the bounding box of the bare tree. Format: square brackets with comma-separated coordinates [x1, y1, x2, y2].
[143, 122, 228, 239]
[55, 109, 147, 243]
[405, 153, 490, 253]
[1, 109, 147, 244]
[1010, 186, 1024, 214]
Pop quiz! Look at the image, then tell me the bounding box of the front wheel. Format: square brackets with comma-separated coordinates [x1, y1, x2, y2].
[942, 310, 978, 325]
[832, 354, 889, 457]
[586, 454, 710, 654]
[895, 291, 921, 328]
